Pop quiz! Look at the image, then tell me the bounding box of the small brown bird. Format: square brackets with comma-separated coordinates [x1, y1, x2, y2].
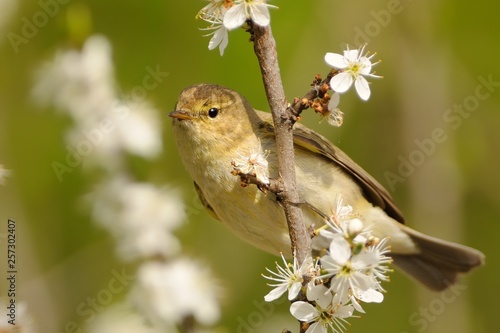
[169, 84, 484, 291]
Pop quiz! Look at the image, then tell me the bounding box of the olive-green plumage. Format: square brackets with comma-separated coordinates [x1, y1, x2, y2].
[170, 84, 484, 291]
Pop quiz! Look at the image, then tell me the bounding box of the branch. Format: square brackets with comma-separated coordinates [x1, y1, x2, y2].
[231, 167, 282, 194]
[251, 23, 311, 265]
[291, 70, 338, 117]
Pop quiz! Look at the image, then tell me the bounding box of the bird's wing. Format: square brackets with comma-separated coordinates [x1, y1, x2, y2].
[292, 122, 405, 223]
[194, 181, 221, 221]
[256, 114, 405, 224]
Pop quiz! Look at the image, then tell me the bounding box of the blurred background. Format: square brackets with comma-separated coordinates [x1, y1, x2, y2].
[0, 0, 499, 332]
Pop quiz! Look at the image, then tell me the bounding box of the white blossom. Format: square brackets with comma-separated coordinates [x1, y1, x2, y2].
[198, 0, 229, 55]
[263, 254, 316, 302]
[91, 176, 185, 261]
[132, 259, 221, 326]
[232, 147, 270, 184]
[325, 45, 381, 101]
[315, 194, 391, 308]
[197, 0, 277, 54]
[290, 285, 354, 333]
[320, 236, 380, 301]
[366, 237, 393, 283]
[318, 195, 354, 238]
[223, 0, 275, 30]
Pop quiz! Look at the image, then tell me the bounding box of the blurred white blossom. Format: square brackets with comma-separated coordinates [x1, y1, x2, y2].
[86, 303, 174, 333]
[0, 0, 17, 36]
[325, 45, 381, 101]
[132, 259, 221, 327]
[33, 34, 221, 333]
[32, 35, 162, 170]
[32, 35, 116, 120]
[91, 175, 185, 261]
[0, 164, 10, 185]
[0, 299, 36, 333]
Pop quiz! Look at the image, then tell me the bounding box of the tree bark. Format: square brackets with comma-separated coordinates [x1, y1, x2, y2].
[252, 24, 312, 265]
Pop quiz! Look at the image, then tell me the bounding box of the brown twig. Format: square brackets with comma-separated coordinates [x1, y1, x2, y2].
[231, 168, 282, 194]
[250, 22, 312, 266]
[290, 69, 339, 117]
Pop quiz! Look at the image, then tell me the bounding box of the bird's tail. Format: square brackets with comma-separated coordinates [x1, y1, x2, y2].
[392, 226, 485, 291]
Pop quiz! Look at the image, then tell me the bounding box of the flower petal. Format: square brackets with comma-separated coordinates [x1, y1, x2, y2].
[324, 52, 348, 69]
[359, 56, 373, 75]
[318, 229, 337, 239]
[355, 288, 384, 303]
[288, 281, 302, 300]
[330, 73, 353, 93]
[335, 304, 355, 319]
[326, 108, 344, 127]
[223, 5, 247, 30]
[343, 49, 359, 62]
[328, 236, 351, 264]
[264, 284, 287, 302]
[354, 76, 370, 100]
[352, 250, 379, 270]
[249, 3, 270, 27]
[306, 284, 332, 309]
[306, 322, 326, 333]
[328, 92, 340, 109]
[290, 301, 318, 322]
[350, 296, 365, 313]
[329, 276, 350, 298]
[208, 27, 228, 56]
[350, 272, 374, 291]
[319, 254, 340, 276]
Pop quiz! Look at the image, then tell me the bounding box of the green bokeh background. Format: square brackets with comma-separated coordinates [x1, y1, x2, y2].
[0, 0, 499, 332]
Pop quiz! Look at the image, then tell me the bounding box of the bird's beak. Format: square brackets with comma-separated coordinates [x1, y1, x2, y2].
[168, 110, 195, 120]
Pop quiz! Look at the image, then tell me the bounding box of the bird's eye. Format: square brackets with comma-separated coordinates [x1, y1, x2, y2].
[208, 107, 219, 118]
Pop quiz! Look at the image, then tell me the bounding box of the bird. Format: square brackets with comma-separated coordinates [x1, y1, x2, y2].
[169, 83, 484, 291]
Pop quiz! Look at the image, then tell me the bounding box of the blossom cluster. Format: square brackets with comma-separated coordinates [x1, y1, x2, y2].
[263, 196, 392, 333]
[32, 35, 162, 172]
[33, 35, 221, 333]
[196, 0, 276, 55]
